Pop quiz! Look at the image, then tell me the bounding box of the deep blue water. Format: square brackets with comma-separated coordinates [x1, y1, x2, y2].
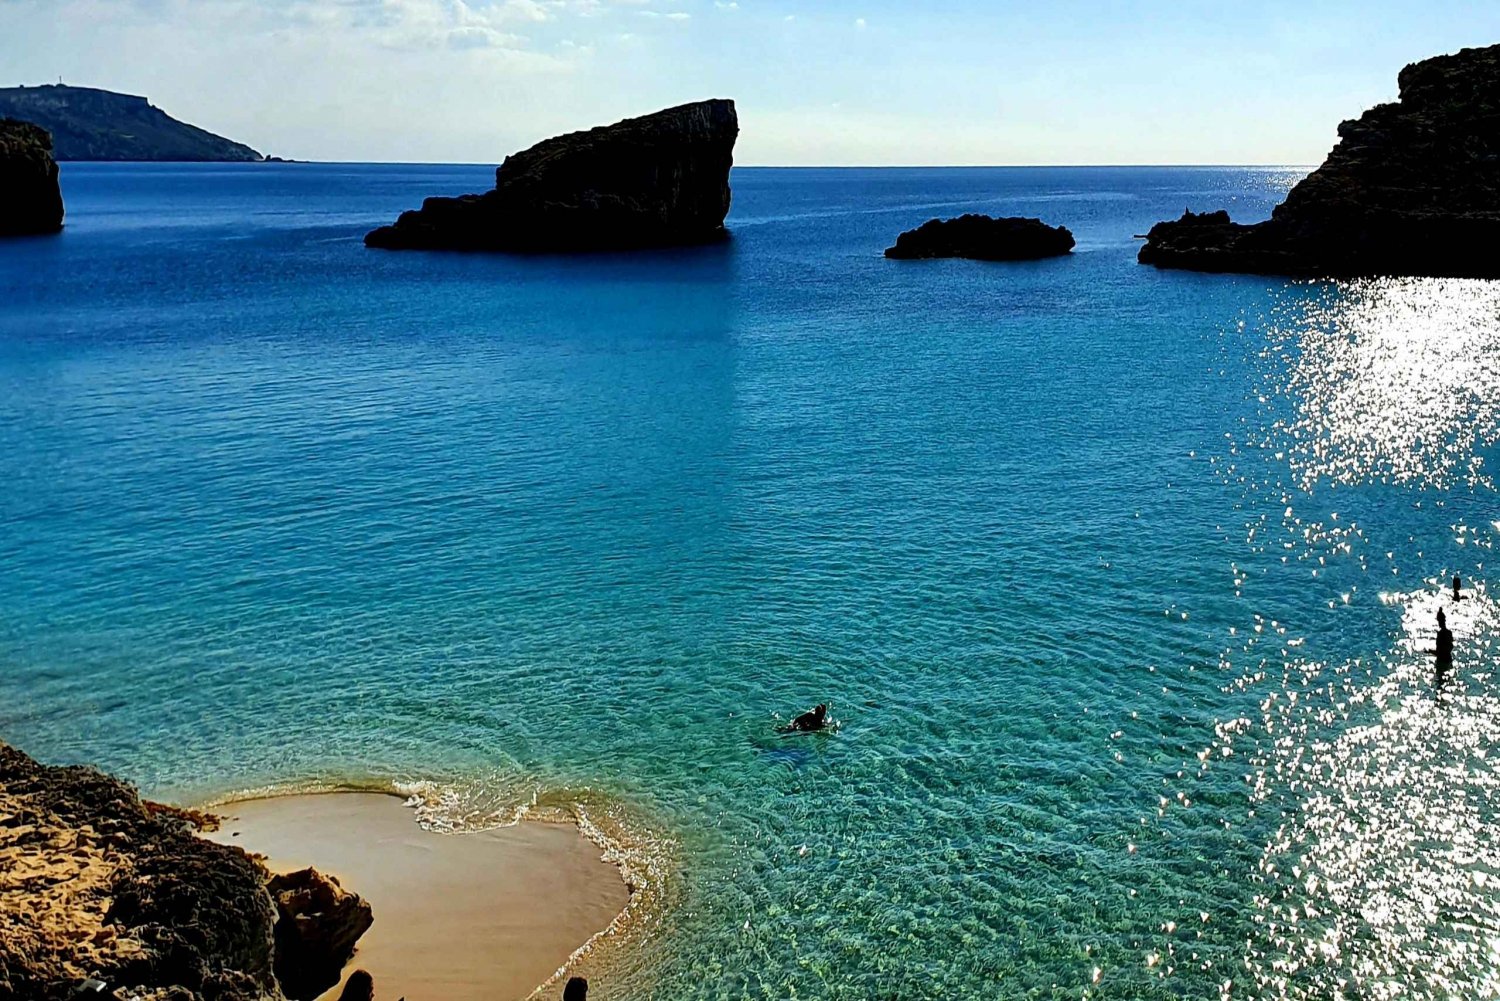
[4, 164, 1500, 1000]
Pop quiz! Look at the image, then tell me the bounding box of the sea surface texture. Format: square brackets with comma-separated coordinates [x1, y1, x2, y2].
[3, 164, 1499, 1000]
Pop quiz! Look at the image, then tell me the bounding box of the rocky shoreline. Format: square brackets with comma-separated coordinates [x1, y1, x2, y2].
[0, 743, 372, 1001]
[1138, 43, 1500, 277]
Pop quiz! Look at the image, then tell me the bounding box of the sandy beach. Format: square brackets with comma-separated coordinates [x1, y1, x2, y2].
[203, 793, 630, 1001]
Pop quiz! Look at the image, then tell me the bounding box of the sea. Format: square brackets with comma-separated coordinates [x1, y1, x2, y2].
[3, 163, 1499, 1001]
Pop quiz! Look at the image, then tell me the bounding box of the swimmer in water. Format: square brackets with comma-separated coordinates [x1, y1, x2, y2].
[780, 703, 830, 733]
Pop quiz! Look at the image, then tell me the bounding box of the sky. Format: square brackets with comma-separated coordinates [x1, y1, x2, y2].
[2, 0, 1498, 165]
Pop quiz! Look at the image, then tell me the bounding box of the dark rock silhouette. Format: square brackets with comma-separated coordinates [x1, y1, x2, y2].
[268, 868, 374, 1001]
[0, 118, 64, 235]
[885, 215, 1075, 260]
[0, 85, 262, 161]
[564, 975, 588, 1001]
[366, 99, 738, 252]
[0, 742, 281, 1001]
[338, 969, 375, 1001]
[1139, 43, 1500, 277]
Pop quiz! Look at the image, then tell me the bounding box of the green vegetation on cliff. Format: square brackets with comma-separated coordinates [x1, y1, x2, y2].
[0, 85, 262, 162]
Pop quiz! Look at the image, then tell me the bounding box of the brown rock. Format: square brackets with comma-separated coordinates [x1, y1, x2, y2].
[267, 868, 374, 1001]
[0, 118, 64, 236]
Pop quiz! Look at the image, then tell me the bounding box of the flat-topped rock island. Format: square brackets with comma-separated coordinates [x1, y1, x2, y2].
[366, 99, 739, 252]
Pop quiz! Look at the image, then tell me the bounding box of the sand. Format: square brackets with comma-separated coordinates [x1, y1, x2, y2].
[203, 793, 630, 1001]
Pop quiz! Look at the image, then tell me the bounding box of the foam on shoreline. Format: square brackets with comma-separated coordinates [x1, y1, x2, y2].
[201, 788, 651, 1001]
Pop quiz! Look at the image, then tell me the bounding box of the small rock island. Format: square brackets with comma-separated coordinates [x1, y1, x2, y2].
[366, 99, 739, 252]
[884, 215, 1075, 260]
[1139, 43, 1500, 277]
[0, 117, 64, 236]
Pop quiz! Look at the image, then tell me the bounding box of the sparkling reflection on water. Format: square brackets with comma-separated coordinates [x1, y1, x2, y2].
[1209, 278, 1500, 1000]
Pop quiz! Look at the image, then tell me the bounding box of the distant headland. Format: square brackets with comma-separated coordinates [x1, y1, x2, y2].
[0, 85, 263, 162]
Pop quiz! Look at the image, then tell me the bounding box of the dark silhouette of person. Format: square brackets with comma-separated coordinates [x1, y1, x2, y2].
[781, 703, 829, 733]
[1436, 622, 1455, 675]
[1437, 607, 1447, 630]
[1454, 574, 1463, 601]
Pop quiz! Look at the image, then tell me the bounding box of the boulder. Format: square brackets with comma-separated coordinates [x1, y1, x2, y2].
[884, 214, 1075, 260]
[0, 118, 64, 236]
[267, 868, 374, 1001]
[366, 99, 738, 252]
[1139, 43, 1500, 277]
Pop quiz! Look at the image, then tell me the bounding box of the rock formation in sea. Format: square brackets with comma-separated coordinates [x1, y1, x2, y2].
[0, 743, 373, 1001]
[0, 85, 263, 162]
[884, 214, 1075, 260]
[0, 118, 64, 235]
[365, 99, 738, 252]
[1138, 43, 1500, 277]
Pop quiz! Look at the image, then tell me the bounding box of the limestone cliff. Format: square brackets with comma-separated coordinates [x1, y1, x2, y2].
[0, 118, 64, 236]
[1139, 43, 1500, 277]
[366, 99, 738, 251]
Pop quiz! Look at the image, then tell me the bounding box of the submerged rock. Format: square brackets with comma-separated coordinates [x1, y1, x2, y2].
[0, 743, 281, 1001]
[267, 868, 374, 1001]
[0, 117, 64, 236]
[1139, 43, 1500, 277]
[366, 99, 738, 252]
[884, 214, 1075, 260]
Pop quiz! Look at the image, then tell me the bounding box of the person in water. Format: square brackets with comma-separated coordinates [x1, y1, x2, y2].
[1435, 620, 1455, 676]
[1437, 607, 1447, 630]
[1453, 574, 1463, 601]
[782, 703, 829, 733]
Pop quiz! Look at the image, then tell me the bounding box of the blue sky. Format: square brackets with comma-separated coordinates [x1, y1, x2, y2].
[2, 0, 1497, 164]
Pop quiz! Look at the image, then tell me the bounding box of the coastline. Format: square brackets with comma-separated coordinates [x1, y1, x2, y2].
[202, 792, 633, 1001]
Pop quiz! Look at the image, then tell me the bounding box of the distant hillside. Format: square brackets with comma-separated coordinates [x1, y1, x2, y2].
[0, 85, 262, 161]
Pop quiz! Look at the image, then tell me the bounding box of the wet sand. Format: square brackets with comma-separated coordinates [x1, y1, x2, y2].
[203, 793, 629, 1001]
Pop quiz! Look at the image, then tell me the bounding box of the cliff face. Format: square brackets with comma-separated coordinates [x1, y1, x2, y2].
[0, 744, 282, 1001]
[0, 86, 262, 162]
[366, 99, 738, 251]
[0, 118, 64, 236]
[1139, 43, 1500, 277]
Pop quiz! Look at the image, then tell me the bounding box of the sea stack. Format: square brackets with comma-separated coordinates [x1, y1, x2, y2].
[366, 99, 739, 252]
[885, 215, 1075, 260]
[1139, 43, 1500, 277]
[0, 118, 64, 236]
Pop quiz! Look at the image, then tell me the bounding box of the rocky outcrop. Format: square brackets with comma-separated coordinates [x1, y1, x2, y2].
[366, 99, 738, 252]
[0, 118, 64, 236]
[885, 215, 1075, 260]
[0, 743, 282, 1001]
[0, 85, 262, 162]
[1139, 43, 1500, 277]
[267, 869, 374, 1001]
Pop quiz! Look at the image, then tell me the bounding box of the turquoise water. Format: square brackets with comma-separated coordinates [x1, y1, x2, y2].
[4, 164, 1500, 999]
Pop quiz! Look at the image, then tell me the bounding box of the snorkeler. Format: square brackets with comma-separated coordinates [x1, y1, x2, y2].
[780, 703, 830, 733]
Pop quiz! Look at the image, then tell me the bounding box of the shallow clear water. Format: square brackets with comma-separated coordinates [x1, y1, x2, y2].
[3, 163, 1499, 999]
